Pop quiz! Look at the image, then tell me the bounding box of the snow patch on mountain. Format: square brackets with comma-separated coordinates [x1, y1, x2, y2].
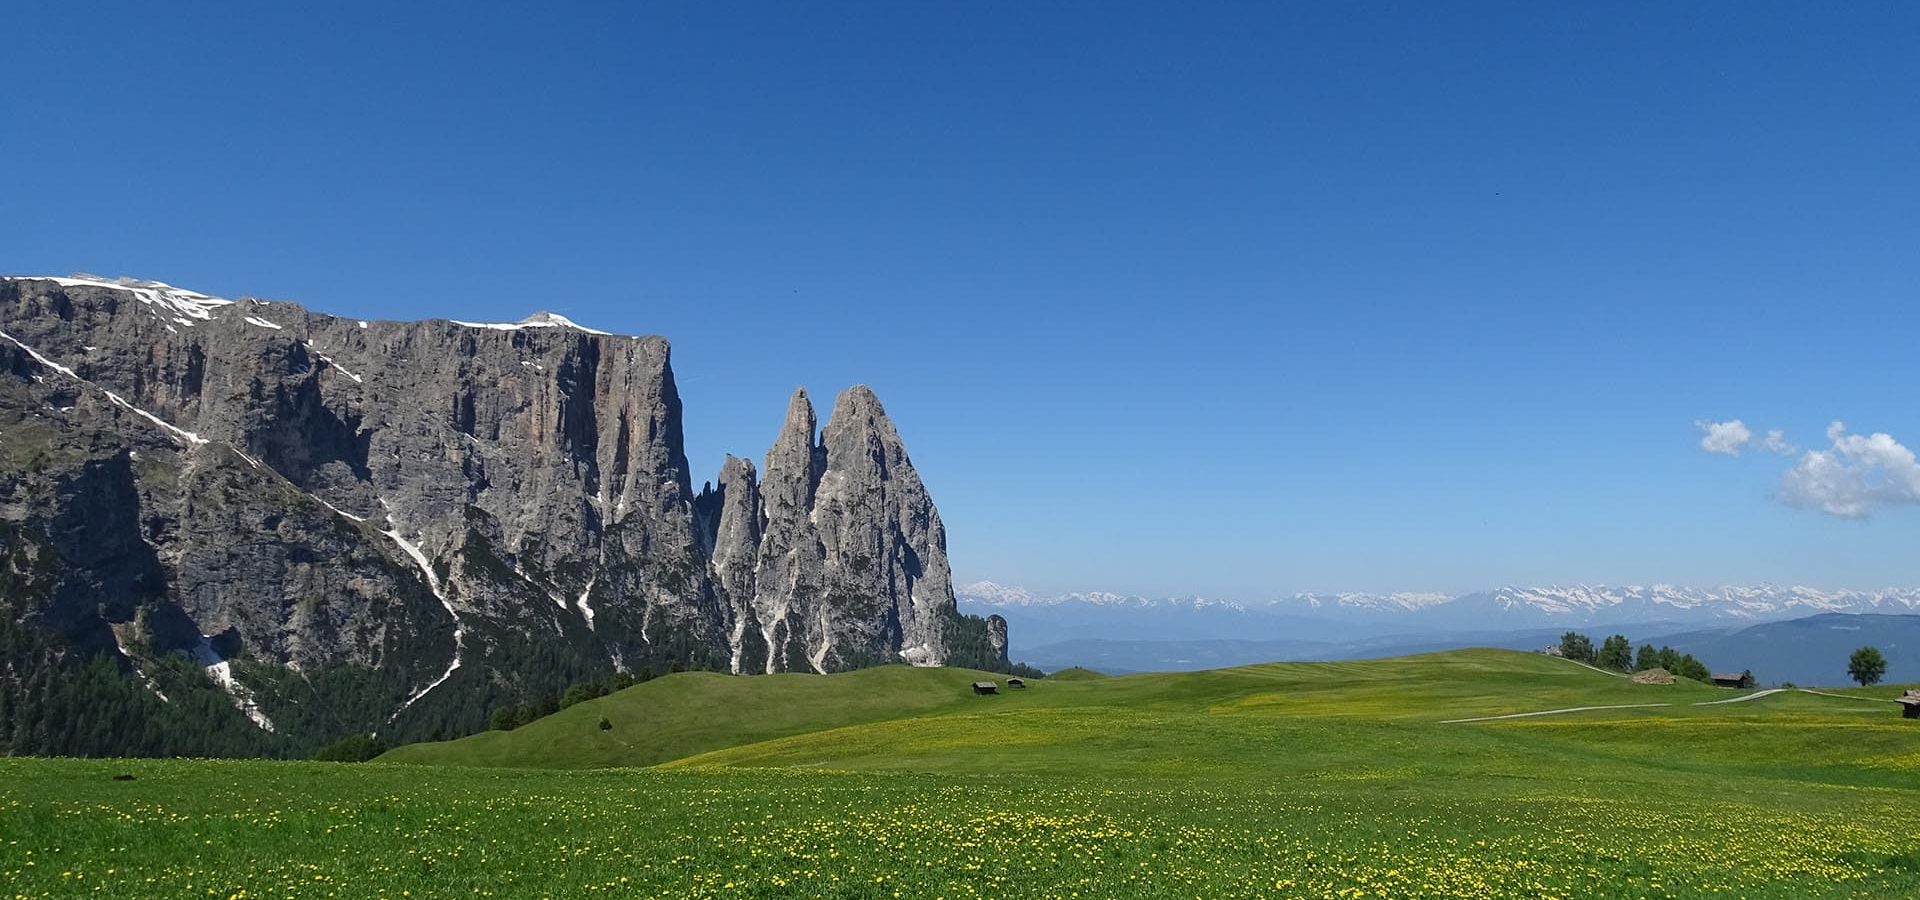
[9, 275, 234, 330]
[380, 514, 464, 717]
[451, 311, 610, 335]
[191, 636, 275, 732]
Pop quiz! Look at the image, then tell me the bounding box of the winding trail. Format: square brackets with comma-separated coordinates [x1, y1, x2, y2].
[1443, 687, 1880, 724]
[1440, 703, 1670, 724]
[1692, 688, 1786, 705]
[1797, 687, 1902, 704]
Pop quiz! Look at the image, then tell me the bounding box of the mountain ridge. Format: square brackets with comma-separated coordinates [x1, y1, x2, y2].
[0, 274, 1008, 757]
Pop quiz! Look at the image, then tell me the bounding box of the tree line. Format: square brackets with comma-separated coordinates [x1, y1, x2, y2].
[1556, 632, 1742, 685]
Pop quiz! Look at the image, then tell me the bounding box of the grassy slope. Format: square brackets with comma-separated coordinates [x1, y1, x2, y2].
[8, 650, 1918, 898]
[670, 655, 1920, 792]
[1807, 681, 1919, 697]
[1044, 665, 1108, 680]
[385, 648, 1697, 767]
[389, 649, 1723, 771]
[664, 651, 1730, 775]
[379, 664, 1007, 768]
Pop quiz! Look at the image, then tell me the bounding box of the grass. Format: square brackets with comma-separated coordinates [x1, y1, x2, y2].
[378, 665, 1010, 769]
[4, 650, 1918, 898]
[388, 649, 1722, 770]
[1044, 665, 1108, 680]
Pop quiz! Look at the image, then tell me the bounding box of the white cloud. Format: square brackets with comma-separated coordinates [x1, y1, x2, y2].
[1696, 419, 1752, 456]
[1761, 429, 1795, 455]
[1778, 421, 1920, 519]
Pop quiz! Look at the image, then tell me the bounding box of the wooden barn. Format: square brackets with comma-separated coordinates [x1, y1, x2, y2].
[1007, 677, 1027, 689]
[1711, 672, 1754, 689]
[1901, 690, 1920, 720]
[972, 681, 998, 696]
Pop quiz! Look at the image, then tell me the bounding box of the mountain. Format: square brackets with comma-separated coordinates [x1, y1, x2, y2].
[1018, 638, 1343, 674]
[1019, 614, 1920, 683]
[0, 274, 1006, 757]
[1279, 584, 1920, 629]
[961, 581, 1920, 653]
[966, 581, 1920, 675]
[954, 581, 1388, 648]
[1018, 626, 1641, 674]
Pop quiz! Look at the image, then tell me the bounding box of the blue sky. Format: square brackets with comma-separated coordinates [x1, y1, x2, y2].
[5, 3, 1918, 597]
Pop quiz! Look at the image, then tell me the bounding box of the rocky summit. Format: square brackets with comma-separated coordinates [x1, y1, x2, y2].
[0, 275, 1007, 756]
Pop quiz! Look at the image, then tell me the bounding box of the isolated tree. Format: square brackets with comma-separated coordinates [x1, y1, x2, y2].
[1848, 646, 1888, 687]
[1559, 632, 1595, 663]
[1634, 644, 1659, 672]
[1597, 635, 1634, 671]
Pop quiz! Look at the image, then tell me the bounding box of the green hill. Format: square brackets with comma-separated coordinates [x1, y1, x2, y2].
[1046, 665, 1109, 680]
[378, 664, 1010, 768]
[385, 649, 1722, 770]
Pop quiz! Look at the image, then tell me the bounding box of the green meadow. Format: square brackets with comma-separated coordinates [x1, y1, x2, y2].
[4, 650, 1918, 898]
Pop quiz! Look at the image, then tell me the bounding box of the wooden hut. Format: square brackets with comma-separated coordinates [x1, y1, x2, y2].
[1710, 672, 1753, 689]
[1900, 690, 1920, 720]
[971, 681, 998, 696]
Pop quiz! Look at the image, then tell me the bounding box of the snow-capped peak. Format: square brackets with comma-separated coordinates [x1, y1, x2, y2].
[955, 582, 1247, 612]
[1287, 591, 1454, 611]
[7, 274, 233, 330]
[451, 311, 611, 335]
[955, 580, 1039, 605]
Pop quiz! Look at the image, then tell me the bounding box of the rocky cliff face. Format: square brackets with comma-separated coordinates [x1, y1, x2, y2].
[695, 386, 984, 675]
[0, 275, 1006, 755]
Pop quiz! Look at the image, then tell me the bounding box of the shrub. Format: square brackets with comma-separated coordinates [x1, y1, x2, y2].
[312, 733, 387, 762]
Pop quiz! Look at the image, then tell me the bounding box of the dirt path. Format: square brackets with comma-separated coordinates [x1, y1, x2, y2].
[1692, 688, 1786, 705]
[1443, 687, 1881, 724]
[1439, 703, 1672, 724]
[1796, 687, 1901, 703]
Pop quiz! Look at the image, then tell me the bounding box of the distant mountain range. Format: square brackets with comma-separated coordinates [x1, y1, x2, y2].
[1012, 613, 1920, 688]
[958, 580, 1920, 650]
[959, 581, 1920, 684]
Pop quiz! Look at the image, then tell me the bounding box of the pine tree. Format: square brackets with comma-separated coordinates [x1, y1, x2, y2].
[1634, 644, 1658, 671]
[1558, 632, 1595, 663]
[1597, 635, 1633, 671]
